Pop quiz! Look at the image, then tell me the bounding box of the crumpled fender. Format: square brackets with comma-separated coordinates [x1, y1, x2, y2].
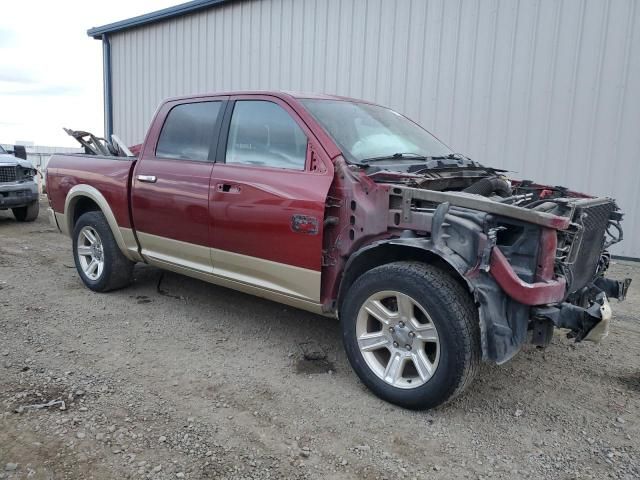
[343, 203, 533, 364]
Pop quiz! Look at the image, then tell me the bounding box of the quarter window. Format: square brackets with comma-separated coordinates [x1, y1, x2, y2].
[226, 101, 307, 170]
[156, 101, 221, 161]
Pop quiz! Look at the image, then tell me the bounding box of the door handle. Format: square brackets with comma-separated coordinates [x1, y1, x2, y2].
[216, 183, 241, 194]
[137, 175, 157, 183]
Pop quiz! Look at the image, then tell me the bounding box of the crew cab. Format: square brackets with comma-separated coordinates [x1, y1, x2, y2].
[0, 144, 39, 221]
[46, 92, 631, 409]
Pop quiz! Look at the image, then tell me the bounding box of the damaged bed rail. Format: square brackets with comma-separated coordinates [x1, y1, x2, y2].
[63, 128, 134, 157]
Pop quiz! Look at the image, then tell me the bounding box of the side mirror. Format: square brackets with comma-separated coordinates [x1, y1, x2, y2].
[13, 145, 27, 160]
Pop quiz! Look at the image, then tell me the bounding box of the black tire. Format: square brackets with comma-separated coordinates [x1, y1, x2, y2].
[72, 211, 134, 292]
[341, 261, 480, 409]
[12, 200, 39, 222]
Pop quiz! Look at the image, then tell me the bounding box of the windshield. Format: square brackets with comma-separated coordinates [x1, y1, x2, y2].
[301, 99, 452, 163]
[0, 145, 6, 154]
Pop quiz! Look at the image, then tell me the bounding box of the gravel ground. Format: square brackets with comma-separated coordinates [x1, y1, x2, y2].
[0, 200, 638, 479]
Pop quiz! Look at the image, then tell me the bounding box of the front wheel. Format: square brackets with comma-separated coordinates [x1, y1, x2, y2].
[72, 211, 134, 292]
[341, 261, 480, 409]
[12, 200, 39, 222]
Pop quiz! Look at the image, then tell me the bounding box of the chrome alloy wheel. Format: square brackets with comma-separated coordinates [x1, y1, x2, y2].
[77, 226, 105, 281]
[356, 290, 440, 389]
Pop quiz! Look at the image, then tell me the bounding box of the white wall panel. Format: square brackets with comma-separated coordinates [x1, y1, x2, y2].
[109, 0, 640, 257]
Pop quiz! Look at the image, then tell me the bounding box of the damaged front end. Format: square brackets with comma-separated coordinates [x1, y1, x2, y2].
[529, 197, 631, 346]
[323, 155, 630, 364]
[380, 176, 631, 364]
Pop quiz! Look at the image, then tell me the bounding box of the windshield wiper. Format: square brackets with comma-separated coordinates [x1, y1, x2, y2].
[426, 153, 464, 161]
[360, 152, 464, 164]
[360, 152, 428, 164]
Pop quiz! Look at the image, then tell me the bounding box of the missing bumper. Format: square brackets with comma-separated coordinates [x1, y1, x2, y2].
[532, 293, 612, 343]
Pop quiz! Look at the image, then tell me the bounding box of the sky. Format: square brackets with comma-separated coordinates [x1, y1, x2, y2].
[0, 0, 179, 147]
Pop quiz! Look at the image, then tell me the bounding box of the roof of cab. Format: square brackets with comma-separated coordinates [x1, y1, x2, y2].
[161, 90, 379, 105]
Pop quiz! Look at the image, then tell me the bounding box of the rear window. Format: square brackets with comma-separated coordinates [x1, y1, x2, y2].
[156, 101, 222, 161]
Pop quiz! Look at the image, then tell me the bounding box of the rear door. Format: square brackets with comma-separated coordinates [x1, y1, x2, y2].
[132, 97, 226, 272]
[209, 96, 333, 302]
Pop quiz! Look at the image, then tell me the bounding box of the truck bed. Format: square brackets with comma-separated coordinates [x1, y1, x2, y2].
[47, 154, 137, 229]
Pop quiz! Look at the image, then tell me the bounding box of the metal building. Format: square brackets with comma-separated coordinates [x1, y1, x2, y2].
[88, 0, 640, 258]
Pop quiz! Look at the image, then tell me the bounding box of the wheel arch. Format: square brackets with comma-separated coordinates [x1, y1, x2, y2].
[64, 185, 137, 261]
[337, 241, 474, 317]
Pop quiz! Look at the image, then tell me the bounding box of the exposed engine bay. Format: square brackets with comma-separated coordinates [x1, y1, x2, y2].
[358, 156, 631, 363]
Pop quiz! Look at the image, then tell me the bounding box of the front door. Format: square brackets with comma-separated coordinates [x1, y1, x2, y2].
[209, 97, 333, 302]
[132, 98, 225, 272]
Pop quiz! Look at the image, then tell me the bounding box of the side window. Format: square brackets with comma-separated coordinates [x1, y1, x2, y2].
[156, 101, 221, 161]
[226, 101, 308, 170]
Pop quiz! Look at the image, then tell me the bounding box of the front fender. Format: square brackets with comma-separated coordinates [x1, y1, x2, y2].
[341, 205, 534, 365]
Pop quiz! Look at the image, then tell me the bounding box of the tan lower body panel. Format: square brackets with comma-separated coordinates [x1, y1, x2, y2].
[149, 257, 326, 315]
[137, 232, 213, 273]
[119, 228, 143, 261]
[136, 232, 324, 314]
[211, 248, 320, 302]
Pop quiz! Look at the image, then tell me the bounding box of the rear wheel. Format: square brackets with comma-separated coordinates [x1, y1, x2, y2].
[72, 211, 134, 292]
[341, 261, 480, 409]
[12, 200, 39, 222]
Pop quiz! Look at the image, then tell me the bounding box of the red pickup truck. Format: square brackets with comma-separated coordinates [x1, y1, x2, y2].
[46, 91, 630, 409]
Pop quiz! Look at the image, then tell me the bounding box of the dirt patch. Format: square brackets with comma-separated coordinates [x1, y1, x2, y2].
[4, 384, 69, 413]
[618, 372, 640, 393]
[295, 357, 336, 375]
[0, 201, 639, 479]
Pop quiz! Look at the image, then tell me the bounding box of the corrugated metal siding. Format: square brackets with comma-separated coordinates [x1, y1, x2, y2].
[109, 0, 640, 257]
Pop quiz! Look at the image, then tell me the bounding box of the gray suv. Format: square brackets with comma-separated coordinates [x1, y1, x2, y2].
[0, 145, 39, 221]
